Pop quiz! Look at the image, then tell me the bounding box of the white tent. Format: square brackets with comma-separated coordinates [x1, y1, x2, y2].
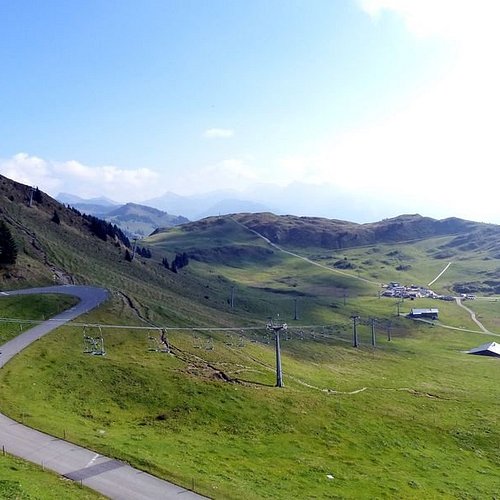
[468, 342, 500, 357]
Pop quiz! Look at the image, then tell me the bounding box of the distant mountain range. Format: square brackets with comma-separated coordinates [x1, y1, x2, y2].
[142, 190, 272, 220]
[141, 182, 413, 222]
[104, 203, 188, 238]
[56, 194, 188, 238]
[58, 180, 402, 228]
[57, 192, 121, 219]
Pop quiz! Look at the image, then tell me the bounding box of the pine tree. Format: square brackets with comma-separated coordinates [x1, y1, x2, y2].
[161, 257, 169, 270]
[51, 210, 61, 224]
[125, 249, 133, 262]
[171, 252, 189, 271]
[0, 221, 18, 265]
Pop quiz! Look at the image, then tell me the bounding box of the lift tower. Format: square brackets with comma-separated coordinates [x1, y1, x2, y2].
[266, 316, 287, 388]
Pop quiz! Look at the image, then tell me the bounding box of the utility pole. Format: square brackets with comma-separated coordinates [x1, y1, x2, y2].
[266, 317, 287, 387]
[396, 299, 403, 316]
[371, 318, 376, 347]
[293, 298, 299, 320]
[387, 320, 392, 341]
[160, 329, 170, 353]
[230, 286, 235, 309]
[28, 186, 35, 207]
[351, 315, 360, 347]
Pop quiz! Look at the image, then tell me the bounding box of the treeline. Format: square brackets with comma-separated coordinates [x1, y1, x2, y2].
[86, 214, 131, 247]
[124, 245, 152, 262]
[39, 201, 189, 276]
[67, 206, 130, 248]
[136, 246, 152, 258]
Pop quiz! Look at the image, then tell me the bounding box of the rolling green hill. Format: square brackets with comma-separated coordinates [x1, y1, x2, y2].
[0, 174, 499, 499]
[104, 202, 189, 238]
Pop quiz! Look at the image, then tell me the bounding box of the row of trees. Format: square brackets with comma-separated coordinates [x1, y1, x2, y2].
[3, 193, 188, 276]
[85, 214, 131, 247]
[162, 252, 189, 273]
[65, 206, 131, 248]
[136, 246, 152, 258]
[123, 246, 189, 273]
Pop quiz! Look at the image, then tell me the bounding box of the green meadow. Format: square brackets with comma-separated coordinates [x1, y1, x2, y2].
[0, 294, 101, 500]
[0, 212, 499, 498]
[0, 453, 104, 499]
[1, 274, 499, 498]
[0, 294, 78, 344]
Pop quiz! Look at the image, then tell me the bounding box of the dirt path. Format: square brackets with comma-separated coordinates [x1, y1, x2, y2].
[455, 297, 492, 334]
[232, 217, 380, 285]
[427, 261, 452, 287]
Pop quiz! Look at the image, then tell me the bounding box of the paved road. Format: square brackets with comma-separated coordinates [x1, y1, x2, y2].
[0, 285, 206, 500]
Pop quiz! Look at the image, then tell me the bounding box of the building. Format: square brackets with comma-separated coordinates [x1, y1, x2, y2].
[468, 342, 500, 357]
[409, 308, 439, 320]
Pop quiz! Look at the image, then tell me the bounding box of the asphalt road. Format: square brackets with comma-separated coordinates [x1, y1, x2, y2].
[0, 285, 206, 500]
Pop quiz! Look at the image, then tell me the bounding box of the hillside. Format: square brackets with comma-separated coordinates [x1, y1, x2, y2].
[1, 174, 499, 499]
[0, 174, 250, 327]
[231, 212, 489, 249]
[57, 192, 189, 238]
[149, 212, 500, 295]
[150, 211, 497, 256]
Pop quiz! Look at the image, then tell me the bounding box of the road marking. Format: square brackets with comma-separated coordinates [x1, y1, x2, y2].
[86, 453, 100, 468]
[65, 459, 124, 481]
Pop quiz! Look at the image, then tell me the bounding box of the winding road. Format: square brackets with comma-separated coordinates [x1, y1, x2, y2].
[0, 285, 205, 500]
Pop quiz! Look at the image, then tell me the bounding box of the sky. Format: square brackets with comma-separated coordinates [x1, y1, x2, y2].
[1, 0, 500, 223]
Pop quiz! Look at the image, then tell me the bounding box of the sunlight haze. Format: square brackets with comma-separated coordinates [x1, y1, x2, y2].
[1, 0, 499, 222]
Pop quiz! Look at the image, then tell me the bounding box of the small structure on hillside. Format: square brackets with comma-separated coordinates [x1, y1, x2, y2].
[468, 342, 500, 357]
[409, 308, 439, 320]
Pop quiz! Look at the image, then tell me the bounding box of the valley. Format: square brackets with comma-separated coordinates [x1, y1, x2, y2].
[0, 175, 499, 499]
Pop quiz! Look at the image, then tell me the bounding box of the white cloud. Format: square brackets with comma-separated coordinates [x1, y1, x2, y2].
[0, 153, 163, 203]
[0, 153, 62, 193]
[358, 0, 500, 43]
[0, 152, 262, 203]
[248, 1, 500, 223]
[202, 128, 235, 139]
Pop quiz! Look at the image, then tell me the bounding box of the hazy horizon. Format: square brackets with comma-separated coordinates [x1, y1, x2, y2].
[2, 1, 499, 223]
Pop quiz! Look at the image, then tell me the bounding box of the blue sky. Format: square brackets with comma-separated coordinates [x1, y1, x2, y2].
[1, 1, 499, 222]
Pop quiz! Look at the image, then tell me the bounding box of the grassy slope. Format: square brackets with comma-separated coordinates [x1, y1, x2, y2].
[0, 295, 78, 344]
[0, 185, 499, 498]
[0, 453, 105, 499]
[0, 294, 102, 499]
[0, 320, 498, 499]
